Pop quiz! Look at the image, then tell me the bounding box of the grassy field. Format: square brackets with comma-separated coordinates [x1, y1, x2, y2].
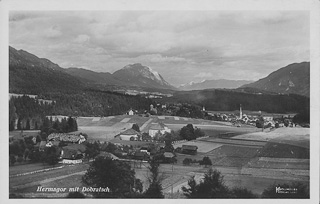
[9, 163, 64, 176]
[75, 115, 259, 141]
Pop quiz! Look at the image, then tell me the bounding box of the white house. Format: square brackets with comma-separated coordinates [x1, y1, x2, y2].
[127, 109, 134, 115]
[119, 128, 140, 141]
[148, 123, 171, 138]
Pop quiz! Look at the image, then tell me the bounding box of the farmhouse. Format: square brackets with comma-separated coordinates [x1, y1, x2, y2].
[163, 152, 176, 163]
[148, 123, 171, 138]
[61, 144, 86, 164]
[181, 145, 198, 155]
[133, 151, 150, 161]
[119, 128, 141, 141]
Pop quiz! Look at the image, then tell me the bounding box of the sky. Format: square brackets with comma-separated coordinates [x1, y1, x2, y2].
[9, 10, 309, 86]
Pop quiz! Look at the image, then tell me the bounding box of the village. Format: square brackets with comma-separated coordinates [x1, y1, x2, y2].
[9, 99, 309, 198]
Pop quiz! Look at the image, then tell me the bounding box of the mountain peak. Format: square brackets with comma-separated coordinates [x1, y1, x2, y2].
[113, 63, 174, 89]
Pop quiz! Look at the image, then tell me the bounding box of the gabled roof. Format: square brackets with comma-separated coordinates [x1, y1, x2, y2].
[149, 123, 167, 130]
[182, 145, 198, 151]
[163, 152, 175, 158]
[120, 128, 140, 135]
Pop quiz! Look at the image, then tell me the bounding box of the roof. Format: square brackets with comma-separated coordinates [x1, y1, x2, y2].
[134, 151, 149, 157]
[48, 133, 83, 143]
[120, 128, 140, 136]
[98, 151, 119, 160]
[163, 152, 175, 158]
[182, 145, 198, 151]
[149, 123, 167, 130]
[62, 144, 86, 152]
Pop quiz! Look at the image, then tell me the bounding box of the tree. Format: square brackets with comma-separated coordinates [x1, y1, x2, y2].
[132, 123, 140, 132]
[164, 133, 174, 152]
[84, 142, 100, 160]
[183, 158, 192, 166]
[262, 182, 309, 198]
[29, 148, 41, 162]
[26, 118, 30, 130]
[182, 168, 230, 198]
[43, 146, 60, 166]
[17, 118, 22, 130]
[142, 133, 152, 141]
[82, 157, 141, 197]
[179, 124, 196, 141]
[256, 116, 264, 129]
[199, 156, 212, 167]
[144, 158, 164, 198]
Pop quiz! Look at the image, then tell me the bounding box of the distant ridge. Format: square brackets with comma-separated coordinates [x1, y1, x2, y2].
[179, 79, 253, 90]
[241, 62, 310, 97]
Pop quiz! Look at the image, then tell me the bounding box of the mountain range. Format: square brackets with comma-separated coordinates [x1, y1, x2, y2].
[9, 46, 174, 93]
[9, 46, 310, 97]
[240, 62, 310, 97]
[179, 79, 253, 91]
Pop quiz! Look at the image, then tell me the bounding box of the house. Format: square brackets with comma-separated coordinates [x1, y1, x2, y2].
[163, 152, 176, 163]
[127, 109, 134, 115]
[133, 151, 150, 161]
[181, 145, 198, 155]
[61, 144, 86, 164]
[148, 123, 171, 138]
[263, 116, 274, 122]
[119, 128, 141, 141]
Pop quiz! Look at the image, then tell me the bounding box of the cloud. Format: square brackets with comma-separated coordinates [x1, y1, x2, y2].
[9, 10, 309, 85]
[45, 26, 62, 38]
[195, 72, 214, 78]
[74, 34, 90, 43]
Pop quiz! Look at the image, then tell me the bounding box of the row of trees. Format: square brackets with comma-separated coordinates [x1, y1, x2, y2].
[40, 116, 78, 135]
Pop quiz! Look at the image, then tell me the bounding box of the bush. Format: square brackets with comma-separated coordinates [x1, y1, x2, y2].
[199, 156, 212, 167]
[183, 158, 193, 165]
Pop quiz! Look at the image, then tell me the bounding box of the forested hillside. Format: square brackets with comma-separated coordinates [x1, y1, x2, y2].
[162, 89, 309, 114]
[9, 91, 152, 131]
